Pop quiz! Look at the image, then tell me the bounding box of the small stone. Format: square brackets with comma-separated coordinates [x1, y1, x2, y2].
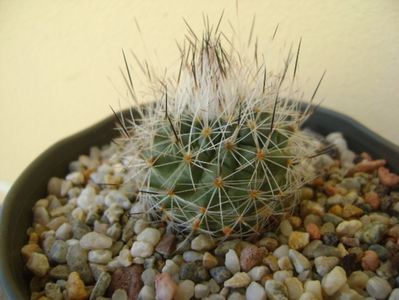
[49, 240, 68, 264]
[248, 265, 269, 281]
[288, 249, 310, 274]
[179, 262, 209, 282]
[298, 292, 317, 300]
[280, 219, 293, 237]
[278, 256, 294, 271]
[90, 263, 108, 281]
[240, 245, 263, 272]
[175, 280, 195, 300]
[263, 255, 279, 272]
[137, 285, 154, 300]
[107, 223, 122, 241]
[90, 272, 111, 300]
[108, 265, 144, 300]
[49, 265, 70, 280]
[336, 220, 363, 237]
[209, 267, 232, 284]
[322, 233, 339, 246]
[312, 244, 341, 258]
[340, 178, 361, 192]
[264, 279, 288, 299]
[155, 233, 177, 257]
[55, 222, 73, 240]
[131, 241, 154, 258]
[80, 232, 113, 250]
[141, 268, 159, 288]
[105, 191, 131, 209]
[306, 223, 321, 240]
[314, 256, 340, 276]
[285, 277, 304, 300]
[77, 186, 96, 210]
[342, 204, 364, 219]
[183, 251, 203, 262]
[366, 276, 392, 299]
[203, 252, 218, 269]
[137, 228, 162, 246]
[88, 250, 113, 264]
[273, 245, 289, 259]
[162, 259, 180, 275]
[322, 213, 344, 226]
[72, 221, 91, 240]
[288, 231, 310, 250]
[365, 191, 380, 209]
[104, 204, 124, 224]
[27, 252, 50, 277]
[21, 243, 43, 261]
[223, 272, 251, 288]
[378, 166, 399, 187]
[214, 240, 240, 256]
[246, 281, 266, 300]
[369, 244, 389, 261]
[225, 249, 240, 274]
[348, 271, 369, 291]
[304, 280, 322, 300]
[389, 288, 399, 300]
[194, 283, 210, 299]
[45, 282, 63, 300]
[66, 272, 88, 300]
[258, 237, 279, 251]
[228, 292, 245, 300]
[191, 234, 215, 251]
[66, 244, 93, 284]
[117, 248, 133, 267]
[273, 270, 293, 282]
[321, 266, 347, 296]
[112, 289, 128, 300]
[133, 219, 148, 235]
[207, 279, 221, 293]
[48, 177, 63, 197]
[360, 222, 387, 244]
[361, 250, 380, 271]
[155, 272, 177, 300]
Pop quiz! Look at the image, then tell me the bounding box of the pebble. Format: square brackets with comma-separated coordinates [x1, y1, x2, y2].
[278, 256, 294, 271]
[280, 219, 293, 237]
[183, 251, 203, 262]
[137, 285, 154, 300]
[207, 279, 221, 293]
[108, 265, 144, 300]
[214, 240, 240, 256]
[175, 280, 195, 300]
[225, 249, 240, 274]
[223, 272, 251, 288]
[179, 262, 210, 282]
[228, 292, 245, 300]
[112, 289, 128, 300]
[130, 241, 154, 258]
[88, 250, 113, 264]
[209, 267, 232, 284]
[141, 268, 159, 288]
[66, 244, 93, 284]
[72, 221, 91, 240]
[191, 234, 215, 251]
[117, 248, 133, 267]
[105, 191, 131, 209]
[348, 271, 369, 291]
[240, 245, 263, 272]
[80, 232, 113, 250]
[162, 259, 180, 275]
[360, 222, 387, 244]
[66, 272, 88, 300]
[89, 271, 111, 300]
[264, 279, 288, 299]
[195, 283, 210, 298]
[306, 223, 321, 240]
[285, 277, 304, 300]
[321, 266, 347, 296]
[288, 249, 311, 273]
[273, 245, 289, 258]
[288, 231, 310, 250]
[77, 186, 96, 210]
[273, 270, 293, 282]
[49, 240, 68, 264]
[246, 281, 266, 300]
[137, 228, 162, 246]
[104, 204, 124, 224]
[155, 233, 177, 257]
[361, 250, 380, 271]
[155, 272, 177, 300]
[203, 252, 218, 269]
[298, 292, 318, 300]
[27, 253, 50, 277]
[55, 223, 73, 240]
[389, 289, 399, 300]
[366, 276, 392, 299]
[336, 220, 363, 236]
[44, 282, 63, 300]
[314, 256, 340, 276]
[248, 265, 269, 281]
[49, 265, 70, 280]
[304, 280, 322, 300]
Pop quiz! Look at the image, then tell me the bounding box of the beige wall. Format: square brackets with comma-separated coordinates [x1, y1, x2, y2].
[0, 0, 398, 186]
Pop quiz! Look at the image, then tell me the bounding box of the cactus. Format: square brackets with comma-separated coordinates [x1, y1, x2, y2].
[119, 24, 322, 239]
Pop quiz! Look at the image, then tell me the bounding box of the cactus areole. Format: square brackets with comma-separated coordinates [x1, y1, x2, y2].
[120, 26, 321, 239]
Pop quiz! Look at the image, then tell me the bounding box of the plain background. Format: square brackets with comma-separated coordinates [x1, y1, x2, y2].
[0, 0, 398, 201]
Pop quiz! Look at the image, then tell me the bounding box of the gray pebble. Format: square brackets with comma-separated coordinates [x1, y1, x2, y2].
[66, 243, 93, 284]
[89, 271, 111, 300]
[367, 276, 392, 299]
[265, 279, 288, 299]
[112, 289, 128, 300]
[45, 282, 63, 300]
[360, 222, 387, 244]
[209, 266, 232, 284]
[49, 240, 68, 264]
[49, 265, 70, 280]
[141, 268, 159, 288]
[72, 220, 91, 240]
[180, 262, 210, 283]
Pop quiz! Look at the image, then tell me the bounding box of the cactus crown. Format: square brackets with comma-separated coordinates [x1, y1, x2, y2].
[119, 22, 321, 239]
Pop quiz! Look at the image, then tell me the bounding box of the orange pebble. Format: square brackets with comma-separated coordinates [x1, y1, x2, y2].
[329, 204, 343, 216]
[364, 192, 380, 210]
[361, 250, 380, 271]
[306, 223, 321, 240]
[260, 274, 273, 285]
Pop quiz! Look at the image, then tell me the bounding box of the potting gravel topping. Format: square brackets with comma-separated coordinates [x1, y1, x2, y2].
[20, 25, 399, 299]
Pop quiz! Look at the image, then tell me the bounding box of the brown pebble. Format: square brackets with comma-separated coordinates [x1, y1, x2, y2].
[155, 233, 177, 257]
[288, 216, 302, 229]
[66, 272, 88, 300]
[240, 245, 263, 272]
[260, 274, 273, 286]
[155, 272, 177, 300]
[107, 265, 143, 300]
[328, 205, 343, 217]
[349, 159, 386, 175]
[342, 204, 363, 219]
[306, 223, 321, 240]
[378, 167, 399, 187]
[361, 250, 380, 271]
[365, 192, 380, 209]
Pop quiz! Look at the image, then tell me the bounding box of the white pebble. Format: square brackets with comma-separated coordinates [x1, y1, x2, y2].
[322, 266, 347, 296]
[88, 249, 112, 264]
[248, 265, 269, 281]
[183, 251, 203, 262]
[289, 249, 311, 274]
[336, 220, 363, 237]
[162, 259, 180, 275]
[77, 186, 96, 210]
[285, 277, 304, 300]
[389, 288, 399, 300]
[195, 283, 210, 299]
[26, 252, 50, 277]
[273, 245, 289, 259]
[131, 241, 154, 258]
[137, 228, 161, 246]
[80, 232, 113, 250]
[137, 285, 155, 300]
[142, 268, 159, 288]
[304, 280, 322, 300]
[207, 279, 220, 293]
[66, 172, 84, 185]
[117, 248, 133, 267]
[175, 280, 195, 300]
[367, 276, 392, 299]
[112, 289, 128, 300]
[273, 270, 293, 282]
[225, 249, 240, 274]
[224, 272, 251, 288]
[246, 281, 266, 300]
[228, 292, 245, 300]
[298, 292, 319, 300]
[55, 223, 73, 240]
[191, 234, 215, 251]
[134, 219, 148, 235]
[105, 190, 131, 209]
[104, 204, 124, 224]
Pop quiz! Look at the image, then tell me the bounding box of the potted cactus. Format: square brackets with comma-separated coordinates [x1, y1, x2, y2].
[1, 22, 399, 300]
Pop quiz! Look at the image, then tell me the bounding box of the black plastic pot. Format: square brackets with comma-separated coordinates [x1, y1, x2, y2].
[1, 105, 398, 299]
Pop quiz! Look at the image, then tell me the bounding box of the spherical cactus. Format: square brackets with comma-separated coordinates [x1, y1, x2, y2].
[119, 24, 322, 239]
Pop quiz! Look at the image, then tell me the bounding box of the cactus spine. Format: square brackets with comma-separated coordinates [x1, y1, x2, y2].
[119, 24, 321, 239]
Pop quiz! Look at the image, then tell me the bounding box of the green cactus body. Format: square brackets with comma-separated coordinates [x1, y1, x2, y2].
[120, 25, 321, 239]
